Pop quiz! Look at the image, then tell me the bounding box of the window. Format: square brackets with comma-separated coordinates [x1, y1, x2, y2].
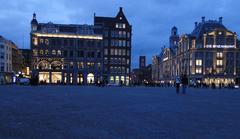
[78, 62, 84, 69]
[0, 45, 4, 49]
[64, 51, 68, 57]
[0, 52, 4, 59]
[104, 40, 108, 46]
[40, 50, 44, 56]
[127, 59, 129, 65]
[97, 51, 101, 58]
[104, 49, 108, 55]
[111, 49, 114, 55]
[45, 50, 49, 55]
[122, 50, 126, 56]
[196, 67, 202, 74]
[196, 59, 202, 66]
[0, 62, 4, 71]
[115, 49, 118, 55]
[45, 39, 49, 45]
[33, 37, 38, 46]
[57, 50, 61, 56]
[111, 40, 115, 46]
[122, 40, 126, 47]
[127, 32, 130, 38]
[104, 31, 108, 37]
[40, 39, 44, 44]
[217, 52, 223, 58]
[217, 60, 223, 66]
[70, 51, 73, 57]
[52, 50, 56, 55]
[77, 51, 84, 57]
[70, 62, 74, 69]
[116, 23, 126, 29]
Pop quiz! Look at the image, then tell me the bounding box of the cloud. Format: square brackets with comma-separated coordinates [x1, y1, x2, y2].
[0, 0, 239, 68]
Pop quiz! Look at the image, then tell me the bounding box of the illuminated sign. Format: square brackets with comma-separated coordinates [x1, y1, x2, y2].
[205, 45, 234, 48]
[33, 33, 103, 40]
[163, 57, 169, 61]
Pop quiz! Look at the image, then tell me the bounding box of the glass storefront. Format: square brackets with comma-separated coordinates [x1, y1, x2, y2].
[39, 72, 50, 83]
[51, 72, 62, 83]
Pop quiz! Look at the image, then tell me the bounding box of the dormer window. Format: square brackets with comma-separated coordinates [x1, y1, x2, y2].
[120, 17, 122, 20]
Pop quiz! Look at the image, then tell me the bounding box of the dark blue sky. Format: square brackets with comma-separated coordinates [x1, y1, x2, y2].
[0, 0, 239, 68]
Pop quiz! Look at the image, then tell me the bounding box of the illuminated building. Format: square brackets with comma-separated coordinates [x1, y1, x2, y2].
[177, 17, 240, 86]
[94, 7, 132, 85]
[152, 17, 240, 86]
[30, 13, 104, 85]
[152, 27, 179, 83]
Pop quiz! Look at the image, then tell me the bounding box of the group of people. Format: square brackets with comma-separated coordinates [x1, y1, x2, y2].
[175, 75, 188, 94]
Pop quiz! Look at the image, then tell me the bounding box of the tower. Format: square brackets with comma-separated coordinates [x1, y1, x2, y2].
[139, 56, 146, 69]
[31, 13, 38, 32]
[169, 26, 179, 51]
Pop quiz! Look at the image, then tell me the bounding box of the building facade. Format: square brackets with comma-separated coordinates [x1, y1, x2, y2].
[94, 7, 132, 85]
[152, 17, 240, 86]
[31, 13, 104, 85]
[0, 36, 15, 84]
[31, 7, 132, 85]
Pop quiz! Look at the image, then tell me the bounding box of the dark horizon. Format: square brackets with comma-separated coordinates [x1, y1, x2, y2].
[0, 0, 239, 68]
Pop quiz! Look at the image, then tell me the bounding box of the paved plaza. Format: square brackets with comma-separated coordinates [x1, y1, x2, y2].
[0, 86, 239, 139]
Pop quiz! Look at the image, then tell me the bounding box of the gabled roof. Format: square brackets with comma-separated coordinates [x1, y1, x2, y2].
[94, 7, 130, 26]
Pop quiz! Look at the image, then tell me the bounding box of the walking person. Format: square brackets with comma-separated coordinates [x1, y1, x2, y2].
[181, 75, 188, 94]
[175, 77, 181, 94]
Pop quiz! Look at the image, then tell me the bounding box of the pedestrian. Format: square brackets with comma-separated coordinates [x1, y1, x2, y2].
[181, 75, 188, 94]
[175, 77, 180, 94]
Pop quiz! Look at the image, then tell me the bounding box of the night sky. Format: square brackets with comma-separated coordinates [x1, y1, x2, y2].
[0, 0, 239, 68]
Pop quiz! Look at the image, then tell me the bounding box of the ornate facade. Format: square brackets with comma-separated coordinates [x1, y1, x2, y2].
[152, 17, 240, 86]
[31, 14, 103, 85]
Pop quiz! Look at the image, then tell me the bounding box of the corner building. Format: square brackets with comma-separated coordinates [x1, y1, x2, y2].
[177, 17, 240, 85]
[31, 7, 132, 85]
[31, 14, 103, 85]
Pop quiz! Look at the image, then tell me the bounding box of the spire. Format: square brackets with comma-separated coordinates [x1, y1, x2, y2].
[119, 7, 123, 12]
[33, 12, 36, 19]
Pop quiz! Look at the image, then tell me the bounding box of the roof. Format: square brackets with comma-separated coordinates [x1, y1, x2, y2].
[191, 20, 229, 39]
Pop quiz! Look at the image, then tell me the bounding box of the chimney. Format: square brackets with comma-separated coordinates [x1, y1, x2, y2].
[219, 17, 223, 23]
[195, 22, 198, 28]
[202, 16, 205, 22]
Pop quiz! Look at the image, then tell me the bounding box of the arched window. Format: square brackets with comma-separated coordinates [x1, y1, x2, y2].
[38, 61, 50, 70]
[87, 73, 94, 84]
[51, 61, 62, 70]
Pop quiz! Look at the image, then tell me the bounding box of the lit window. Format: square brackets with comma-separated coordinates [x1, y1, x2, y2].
[217, 60, 223, 66]
[196, 67, 202, 74]
[40, 50, 44, 56]
[33, 37, 38, 46]
[45, 50, 49, 55]
[217, 52, 223, 58]
[196, 59, 202, 66]
[104, 49, 108, 55]
[57, 50, 61, 55]
[40, 39, 44, 44]
[45, 39, 49, 45]
[52, 50, 56, 55]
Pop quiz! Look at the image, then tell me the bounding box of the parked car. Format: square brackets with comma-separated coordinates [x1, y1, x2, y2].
[19, 78, 30, 85]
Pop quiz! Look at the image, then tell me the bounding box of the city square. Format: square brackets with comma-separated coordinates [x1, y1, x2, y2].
[0, 85, 239, 139]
